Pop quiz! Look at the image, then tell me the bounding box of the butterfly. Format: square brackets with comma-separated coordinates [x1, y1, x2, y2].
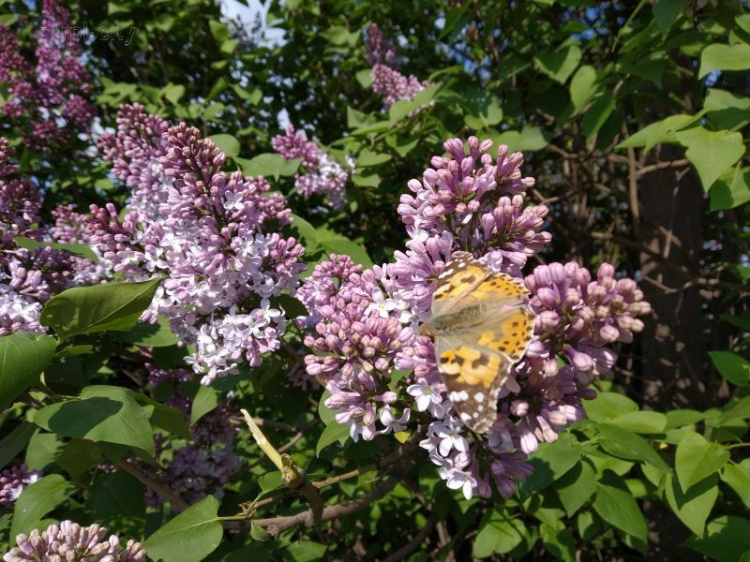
[419, 252, 535, 433]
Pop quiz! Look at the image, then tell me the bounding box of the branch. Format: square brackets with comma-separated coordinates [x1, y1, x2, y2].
[112, 457, 190, 512]
[252, 475, 399, 536]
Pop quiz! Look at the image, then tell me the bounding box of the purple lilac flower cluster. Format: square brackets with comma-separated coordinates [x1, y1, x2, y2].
[365, 23, 400, 68]
[0, 465, 42, 509]
[142, 364, 241, 506]
[0, 0, 95, 151]
[300, 137, 651, 500]
[364, 24, 428, 108]
[0, 138, 101, 336]
[299, 256, 415, 441]
[3, 520, 146, 562]
[272, 125, 353, 210]
[90, 105, 306, 383]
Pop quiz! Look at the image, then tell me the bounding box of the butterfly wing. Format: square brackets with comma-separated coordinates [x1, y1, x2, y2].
[428, 257, 535, 433]
[430, 252, 490, 318]
[434, 330, 510, 433]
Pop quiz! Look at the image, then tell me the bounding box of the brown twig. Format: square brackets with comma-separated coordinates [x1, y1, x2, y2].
[111, 457, 190, 512]
[250, 476, 399, 536]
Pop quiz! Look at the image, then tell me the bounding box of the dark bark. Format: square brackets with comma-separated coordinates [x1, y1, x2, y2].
[638, 144, 708, 409]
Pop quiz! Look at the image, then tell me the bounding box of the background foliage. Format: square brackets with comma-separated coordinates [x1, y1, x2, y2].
[1, 0, 748, 560]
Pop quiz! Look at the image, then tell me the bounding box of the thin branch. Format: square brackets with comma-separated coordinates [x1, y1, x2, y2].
[636, 159, 689, 177]
[112, 457, 190, 512]
[251, 475, 399, 536]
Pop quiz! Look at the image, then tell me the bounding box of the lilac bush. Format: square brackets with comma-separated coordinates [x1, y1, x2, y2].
[89, 104, 306, 383]
[0, 0, 94, 151]
[365, 24, 429, 107]
[299, 137, 651, 499]
[272, 125, 353, 210]
[3, 521, 146, 562]
[0, 138, 101, 336]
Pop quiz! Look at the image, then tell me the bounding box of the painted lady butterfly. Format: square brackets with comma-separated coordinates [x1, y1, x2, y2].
[420, 252, 535, 433]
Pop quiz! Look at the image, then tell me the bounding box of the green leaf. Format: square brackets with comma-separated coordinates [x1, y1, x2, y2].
[208, 20, 229, 43]
[0, 422, 36, 470]
[721, 461, 750, 509]
[258, 471, 283, 494]
[675, 431, 730, 491]
[704, 89, 750, 129]
[285, 540, 328, 561]
[33, 385, 155, 456]
[357, 149, 391, 167]
[540, 524, 576, 562]
[576, 510, 601, 542]
[676, 127, 745, 191]
[25, 431, 64, 471]
[291, 214, 318, 248]
[554, 460, 596, 517]
[190, 385, 220, 425]
[208, 134, 240, 158]
[347, 106, 375, 129]
[464, 96, 503, 130]
[237, 153, 300, 180]
[232, 85, 262, 105]
[717, 395, 750, 425]
[598, 424, 669, 471]
[709, 351, 750, 386]
[582, 96, 615, 142]
[320, 26, 359, 47]
[352, 173, 381, 188]
[389, 98, 421, 125]
[617, 114, 699, 152]
[143, 496, 223, 562]
[583, 392, 638, 422]
[355, 68, 373, 89]
[535, 44, 582, 84]
[653, 0, 691, 33]
[699, 44, 750, 78]
[569, 65, 597, 114]
[40, 278, 162, 339]
[608, 410, 668, 433]
[666, 409, 706, 429]
[491, 126, 549, 152]
[14, 237, 99, 261]
[10, 474, 75, 537]
[592, 470, 648, 549]
[473, 510, 525, 557]
[318, 391, 334, 425]
[664, 473, 718, 536]
[318, 235, 373, 267]
[272, 294, 308, 319]
[316, 421, 349, 457]
[163, 83, 185, 105]
[0, 332, 57, 410]
[523, 432, 582, 493]
[89, 471, 145, 519]
[684, 516, 750, 562]
[133, 393, 191, 439]
[710, 168, 750, 211]
[112, 316, 179, 348]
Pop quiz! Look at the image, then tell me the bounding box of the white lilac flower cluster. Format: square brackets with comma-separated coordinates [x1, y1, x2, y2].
[90, 104, 306, 383]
